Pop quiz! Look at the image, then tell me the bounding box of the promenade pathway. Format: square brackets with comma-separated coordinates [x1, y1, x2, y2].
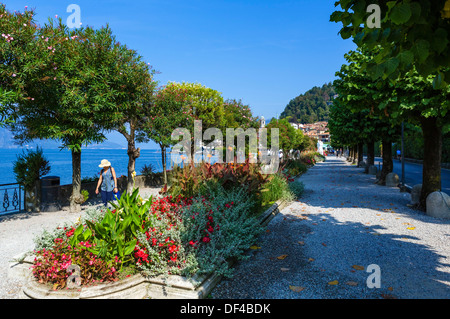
[0, 187, 161, 299]
[1, 158, 449, 299]
[211, 156, 450, 299]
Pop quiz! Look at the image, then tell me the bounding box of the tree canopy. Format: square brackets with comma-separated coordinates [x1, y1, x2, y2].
[330, 0, 450, 87]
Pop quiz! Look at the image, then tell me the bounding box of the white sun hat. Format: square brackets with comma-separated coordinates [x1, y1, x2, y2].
[99, 159, 112, 168]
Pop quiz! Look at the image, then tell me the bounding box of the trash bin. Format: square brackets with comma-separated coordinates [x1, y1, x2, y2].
[41, 176, 60, 203]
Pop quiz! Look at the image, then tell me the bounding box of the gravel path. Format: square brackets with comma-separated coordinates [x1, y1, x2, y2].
[211, 156, 450, 299]
[0, 187, 162, 299]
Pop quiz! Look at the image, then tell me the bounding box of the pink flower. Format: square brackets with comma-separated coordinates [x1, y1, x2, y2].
[12, 74, 16, 77]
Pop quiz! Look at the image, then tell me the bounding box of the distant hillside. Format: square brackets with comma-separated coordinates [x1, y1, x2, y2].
[280, 83, 336, 124]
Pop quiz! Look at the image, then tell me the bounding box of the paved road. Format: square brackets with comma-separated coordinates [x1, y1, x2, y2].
[372, 157, 450, 195]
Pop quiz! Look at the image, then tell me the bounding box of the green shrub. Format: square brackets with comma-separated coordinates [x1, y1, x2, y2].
[81, 189, 89, 203]
[261, 173, 294, 204]
[284, 159, 308, 176]
[140, 164, 163, 185]
[166, 160, 269, 210]
[13, 147, 51, 191]
[179, 186, 263, 277]
[140, 164, 155, 176]
[81, 175, 98, 184]
[68, 189, 154, 269]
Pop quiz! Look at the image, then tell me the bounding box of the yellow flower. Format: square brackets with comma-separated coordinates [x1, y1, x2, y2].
[132, 171, 137, 178]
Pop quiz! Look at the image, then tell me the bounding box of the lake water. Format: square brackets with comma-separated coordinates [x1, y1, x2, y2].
[0, 148, 219, 186]
[0, 148, 175, 185]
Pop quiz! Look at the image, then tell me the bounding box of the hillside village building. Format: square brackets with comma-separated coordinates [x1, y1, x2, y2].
[290, 121, 330, 143]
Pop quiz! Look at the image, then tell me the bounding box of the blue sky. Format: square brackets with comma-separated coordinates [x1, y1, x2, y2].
[2, 0, 355, 148]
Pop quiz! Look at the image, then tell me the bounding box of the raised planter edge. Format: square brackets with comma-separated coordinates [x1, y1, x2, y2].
[14, 199, 289, 299]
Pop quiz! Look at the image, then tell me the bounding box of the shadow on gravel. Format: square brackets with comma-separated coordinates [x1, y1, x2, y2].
[291, 210, 450, 299]
[211, 202, 450, 299]
[211, 157, 450, 299]
[304, 156, 449, 226]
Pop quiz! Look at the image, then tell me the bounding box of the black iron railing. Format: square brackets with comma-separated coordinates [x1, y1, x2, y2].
[0, 183, 25, 215]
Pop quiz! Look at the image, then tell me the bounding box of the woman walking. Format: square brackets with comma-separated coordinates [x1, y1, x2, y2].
[95, 159, 118, 207]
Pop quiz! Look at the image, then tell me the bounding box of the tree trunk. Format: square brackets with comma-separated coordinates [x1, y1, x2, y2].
[352, 146, 357, 164]
[365, 141, 375, 173]
[348, 147, 353, 162]
[367, 141, 375, 166]
[120, 121, 140, 194]
[419, 117, 442, 210]
[127, 140, 140, 194]
[357, 143, 364, 166]
[377, 139, 393, 185]
[70, 149, 83, 213]
[161, 144, 167, 185]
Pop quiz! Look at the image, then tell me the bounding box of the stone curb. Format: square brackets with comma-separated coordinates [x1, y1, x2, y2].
[10, 199, 287, 299]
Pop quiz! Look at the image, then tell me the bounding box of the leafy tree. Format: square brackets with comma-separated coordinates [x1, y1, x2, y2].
[266, 118, 298, 160]
[223, 98, 259, 131]
[109, 52, 157, 193]
[332, 49, 401, 182]
[160, 82, 225, 162]
[137, 82, 190, 184]
[330, 0, 450, 86]
[331, 0, 450, 208]
[0, 5, 38, 126]
[221, 98, 260, 162]
[6, 9, 148, 212]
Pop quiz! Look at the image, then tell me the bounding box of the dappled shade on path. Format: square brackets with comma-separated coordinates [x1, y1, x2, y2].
[211, 156, 450, 299]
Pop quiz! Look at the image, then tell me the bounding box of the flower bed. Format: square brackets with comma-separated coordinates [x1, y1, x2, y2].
[12, 199, 288, 299]
[11, 159, 311, 299]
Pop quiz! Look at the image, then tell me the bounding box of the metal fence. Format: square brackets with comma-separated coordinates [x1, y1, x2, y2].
[0, 183, 25, 215]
